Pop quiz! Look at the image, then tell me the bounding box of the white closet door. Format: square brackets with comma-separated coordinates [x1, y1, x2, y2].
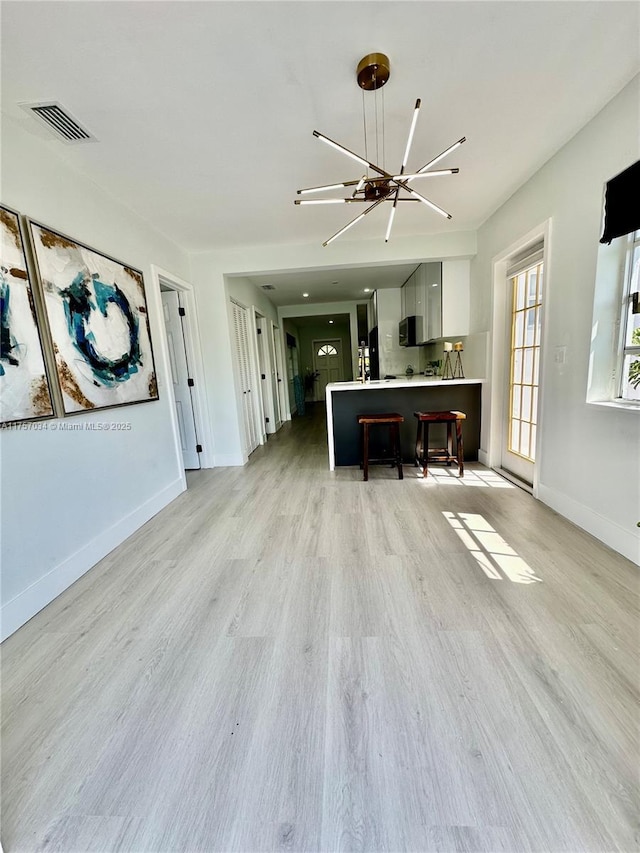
[232, 301, 258, 456]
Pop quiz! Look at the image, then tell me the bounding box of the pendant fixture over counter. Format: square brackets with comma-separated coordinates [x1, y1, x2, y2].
[295, 53, 466, 246]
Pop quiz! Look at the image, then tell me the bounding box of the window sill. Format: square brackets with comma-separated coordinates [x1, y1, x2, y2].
[587, 399, 640, 412]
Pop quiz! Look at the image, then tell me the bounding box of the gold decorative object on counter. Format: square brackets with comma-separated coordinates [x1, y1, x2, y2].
[453, 342, 465, 379]
[443, 341, 465, 379]
[442, 349, 454, 380]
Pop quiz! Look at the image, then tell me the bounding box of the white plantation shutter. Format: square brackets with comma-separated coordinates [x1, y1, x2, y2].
[232, 300, 258, 454]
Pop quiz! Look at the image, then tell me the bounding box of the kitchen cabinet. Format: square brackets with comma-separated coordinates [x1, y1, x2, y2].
[413, 260, 470, 343]
[423, 262, 442, 342]
[441, 259, 470, 338]
[368, 291, 378, 332]
[401, 269, 417, 319]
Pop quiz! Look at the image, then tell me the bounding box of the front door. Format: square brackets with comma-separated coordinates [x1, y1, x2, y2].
[313, 339, 343, 400]
[501, 259, 543, 485]
[161, 290, 200, 469]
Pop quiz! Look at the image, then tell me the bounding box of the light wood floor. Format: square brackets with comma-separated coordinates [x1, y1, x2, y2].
[2, 404, 639, 853]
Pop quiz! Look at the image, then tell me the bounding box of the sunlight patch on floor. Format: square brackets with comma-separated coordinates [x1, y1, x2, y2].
[418, 467, 515, 488]
[443, 511, 542, 584]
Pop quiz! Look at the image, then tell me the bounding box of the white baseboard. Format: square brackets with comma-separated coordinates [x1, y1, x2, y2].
[478, 449, 489, 466]
[537, 483, 640, 566]
[213, 452, 245, 467]
[1, 477, 185, 641]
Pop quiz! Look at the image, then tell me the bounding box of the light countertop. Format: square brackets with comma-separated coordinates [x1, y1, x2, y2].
[326, 377, 485, 393]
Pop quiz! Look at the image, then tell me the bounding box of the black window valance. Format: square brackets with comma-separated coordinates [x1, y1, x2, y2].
[600, 159, 640, 244]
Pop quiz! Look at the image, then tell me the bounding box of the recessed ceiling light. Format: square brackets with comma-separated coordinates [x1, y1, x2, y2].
[303, 292, 309, 297]
[364, 288, 371, 293]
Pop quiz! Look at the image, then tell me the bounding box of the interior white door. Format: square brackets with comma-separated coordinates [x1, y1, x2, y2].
[255, 316, 273, 436]
[232, 301, 259, 456]
[313, 339, 344, 400]
[501, 259, 543, 485]
[161, 290, 200, 469]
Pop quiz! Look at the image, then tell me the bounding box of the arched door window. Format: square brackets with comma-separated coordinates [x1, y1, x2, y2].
[317, 344, 338, 357]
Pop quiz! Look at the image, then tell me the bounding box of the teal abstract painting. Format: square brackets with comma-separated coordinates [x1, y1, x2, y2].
[29, 222, 158, 414]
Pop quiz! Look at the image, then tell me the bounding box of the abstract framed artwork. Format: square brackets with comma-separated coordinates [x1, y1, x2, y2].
[28, 221, 159, 414]
[0, 204, 54, 424]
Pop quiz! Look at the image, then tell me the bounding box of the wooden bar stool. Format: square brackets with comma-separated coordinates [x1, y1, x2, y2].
[357, 413, 404, 481]
[414, 410, 466, 478]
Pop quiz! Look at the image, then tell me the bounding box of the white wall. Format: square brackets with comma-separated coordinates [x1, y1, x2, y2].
[472, 75, 639, 563]
[1, 117, 191, 638]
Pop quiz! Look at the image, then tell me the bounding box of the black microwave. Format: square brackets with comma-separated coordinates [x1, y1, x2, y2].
[399, 315, 422, 347]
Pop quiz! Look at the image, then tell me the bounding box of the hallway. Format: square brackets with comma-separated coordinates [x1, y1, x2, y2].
[2, 405, 638, 852]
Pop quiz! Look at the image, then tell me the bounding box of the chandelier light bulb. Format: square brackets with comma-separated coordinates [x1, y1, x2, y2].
[298, 182, 348, 195]
[295, 198, 346, 205]
[401, 99, 421, 173]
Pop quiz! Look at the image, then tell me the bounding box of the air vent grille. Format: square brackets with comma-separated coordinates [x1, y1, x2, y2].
[22, 102, 96, 143]
[261, 284, 276, 291]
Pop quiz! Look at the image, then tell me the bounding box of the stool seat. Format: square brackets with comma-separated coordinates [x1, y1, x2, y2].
[414, 410, 467, 422]
[414, 410, 465, 478]
[357, 413, 404, 481]
[358, 412, 404, 424]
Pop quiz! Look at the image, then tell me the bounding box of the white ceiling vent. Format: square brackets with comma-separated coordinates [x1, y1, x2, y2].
[21, 101, 97, 144]
[261, 284, 276, 291]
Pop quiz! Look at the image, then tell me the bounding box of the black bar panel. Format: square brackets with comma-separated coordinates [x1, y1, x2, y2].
[331, 383, 482, 466]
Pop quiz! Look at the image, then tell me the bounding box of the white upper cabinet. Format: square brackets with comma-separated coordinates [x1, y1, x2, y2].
[441, 259, 470, 338]
[409, 259, 470, 343]
[423, 262, 442, 342]
[401, 270, 417, 318]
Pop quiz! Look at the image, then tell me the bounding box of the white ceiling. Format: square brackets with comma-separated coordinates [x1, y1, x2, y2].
[2, 1, 638, 262]
[243, 262, 419, 306]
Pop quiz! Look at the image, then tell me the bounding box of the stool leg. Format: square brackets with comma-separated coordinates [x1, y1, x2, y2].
[415, 420, 422, 468]
[363, 423, 369, 481]
[456, 418, 464, 477]
[422, 424, 429, 478]
[446, 423, 453, 467]
[394, 422, 403, 480]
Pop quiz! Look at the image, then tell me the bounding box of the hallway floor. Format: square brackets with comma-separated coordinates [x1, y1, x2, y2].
[2, 405, 638, 852]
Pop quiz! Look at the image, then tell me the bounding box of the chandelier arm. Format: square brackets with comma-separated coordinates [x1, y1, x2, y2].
[297, 180, 361, 195]
[313, 131, 391, 179]
[409, 137, 466, 182]
[384, 189, 400, 243]
[400, 99, 421, 174]
[296, 197, 420, 204]
[393, 180, 452, 219]
[391, 169, 459, 181]
[322, 196, 387, 247]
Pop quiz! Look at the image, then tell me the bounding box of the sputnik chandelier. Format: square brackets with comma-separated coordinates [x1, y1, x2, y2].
[295, 53, 466, 247]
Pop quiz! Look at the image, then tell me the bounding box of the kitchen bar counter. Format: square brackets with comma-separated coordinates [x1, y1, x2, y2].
[326, 377, 484, 470]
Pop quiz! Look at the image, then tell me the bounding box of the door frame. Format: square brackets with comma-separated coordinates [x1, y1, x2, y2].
[150, 265, 213, 471]
[270, 321, 284, 428]
[255, 312, 277, 436]
[486, 219, 552, 498]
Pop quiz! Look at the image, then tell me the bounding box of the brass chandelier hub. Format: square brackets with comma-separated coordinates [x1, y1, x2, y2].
[364, 179, 393, 201]
[356, 53, 391, 91]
